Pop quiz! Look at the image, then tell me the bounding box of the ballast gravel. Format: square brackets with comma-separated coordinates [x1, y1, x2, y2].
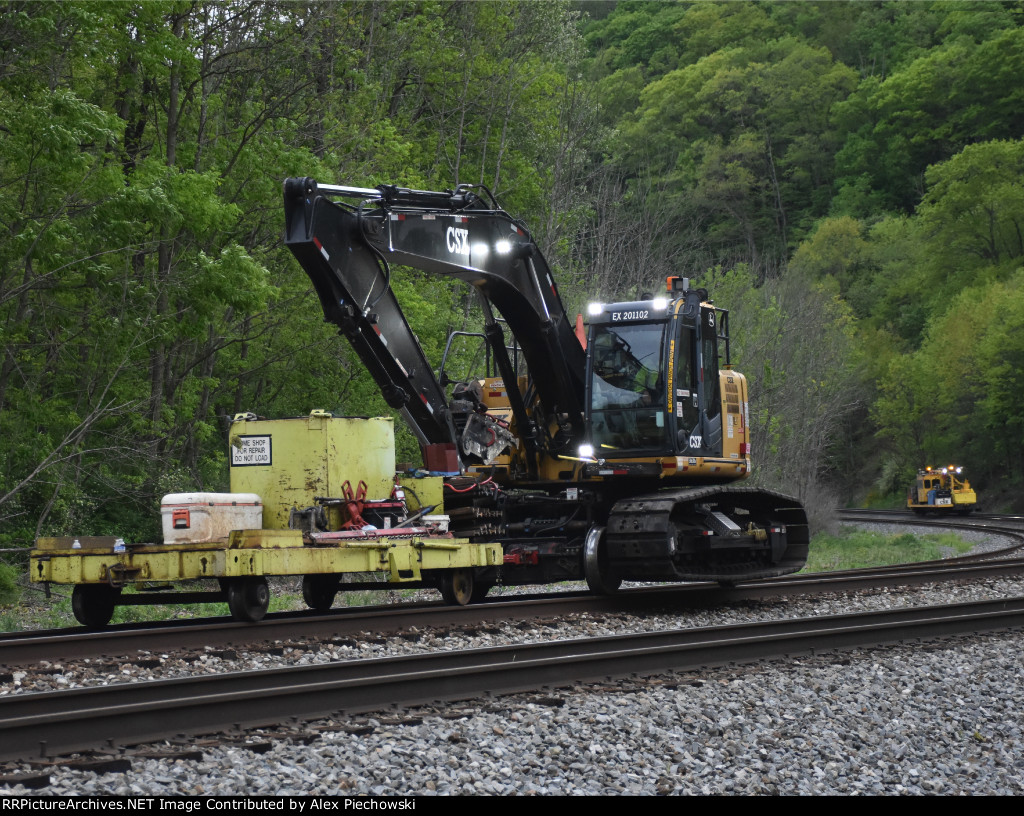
[7, 627, 1023, 796]
[3, 532, 1024, 796]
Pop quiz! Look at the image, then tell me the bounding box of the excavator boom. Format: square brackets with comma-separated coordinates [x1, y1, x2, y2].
[284, 178, 585, 453]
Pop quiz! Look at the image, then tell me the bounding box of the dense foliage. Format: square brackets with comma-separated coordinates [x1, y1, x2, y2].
[1, 0, 1022, 547]
[582, 0, 1024, 516]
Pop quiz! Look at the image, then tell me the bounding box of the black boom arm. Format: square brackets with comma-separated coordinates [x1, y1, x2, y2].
[283, 178, 587, 451]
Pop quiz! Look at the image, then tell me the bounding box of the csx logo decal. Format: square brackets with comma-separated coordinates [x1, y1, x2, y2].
[447, 226, 469, 255]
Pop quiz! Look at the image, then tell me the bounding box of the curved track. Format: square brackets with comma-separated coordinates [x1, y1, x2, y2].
[4, 509, 1024, 764]
[6, 558, 1024, 668]
[3, 508, 1024, 667]
[838, 507, 1024, 556]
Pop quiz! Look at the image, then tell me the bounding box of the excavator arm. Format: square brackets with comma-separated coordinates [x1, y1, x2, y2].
[283, 177, 587, 457]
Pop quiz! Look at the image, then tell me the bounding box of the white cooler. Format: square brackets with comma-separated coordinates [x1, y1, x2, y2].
[161, 492, 263, 545]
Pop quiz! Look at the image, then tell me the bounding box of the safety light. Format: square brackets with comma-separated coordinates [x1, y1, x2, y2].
[578, 444, 595, 459]
[652, 297, 668, 310]
[587, 302, 604, 316]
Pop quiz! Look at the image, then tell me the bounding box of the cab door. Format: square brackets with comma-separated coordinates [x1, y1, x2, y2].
[668, 305, 722, 457]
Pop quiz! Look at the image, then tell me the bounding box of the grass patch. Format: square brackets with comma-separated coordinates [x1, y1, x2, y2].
[806, 526, 976, 572]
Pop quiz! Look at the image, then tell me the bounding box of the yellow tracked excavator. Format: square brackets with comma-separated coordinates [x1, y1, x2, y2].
[283, 178, 809, 597]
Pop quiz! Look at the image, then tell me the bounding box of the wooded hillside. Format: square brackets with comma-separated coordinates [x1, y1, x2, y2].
[2, 1, 1022, 545]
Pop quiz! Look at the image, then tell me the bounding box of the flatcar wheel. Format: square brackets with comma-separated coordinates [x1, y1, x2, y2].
[439, 568, 474, 606]
[226, 576, 270, 622]
[584, 525, 621, 595]
[302, 574, 338, 612]
[470, 581, 493, 603]
[71, 584, 121, 629]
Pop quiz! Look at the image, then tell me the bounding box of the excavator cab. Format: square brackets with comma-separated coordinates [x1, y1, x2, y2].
[588, 319, 667, 453]
[583, 280, 724, 462]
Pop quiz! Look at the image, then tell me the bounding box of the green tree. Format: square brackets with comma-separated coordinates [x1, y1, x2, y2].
[833, 23, 1024, 215]
[707, 262, 863, 526]
[617, 37, 856, 277]
[0, 1, 594, 544]
[918, 139, 1024, 273]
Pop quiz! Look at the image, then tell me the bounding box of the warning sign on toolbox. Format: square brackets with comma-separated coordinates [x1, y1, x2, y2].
[231, 434, 272, 466]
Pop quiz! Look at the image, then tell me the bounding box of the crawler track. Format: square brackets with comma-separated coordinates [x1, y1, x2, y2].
[608, 485, 810, 581]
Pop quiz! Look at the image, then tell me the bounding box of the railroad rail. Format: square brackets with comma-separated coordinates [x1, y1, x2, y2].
[5, 554, 1024, 668]
[838, 507, 1024, 535]
[2, 597, 1023, 763]
[4, 510, 1024, 765]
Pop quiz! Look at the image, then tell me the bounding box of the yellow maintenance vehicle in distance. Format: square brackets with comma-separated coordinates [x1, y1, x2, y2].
[907, 465, 978, 516]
